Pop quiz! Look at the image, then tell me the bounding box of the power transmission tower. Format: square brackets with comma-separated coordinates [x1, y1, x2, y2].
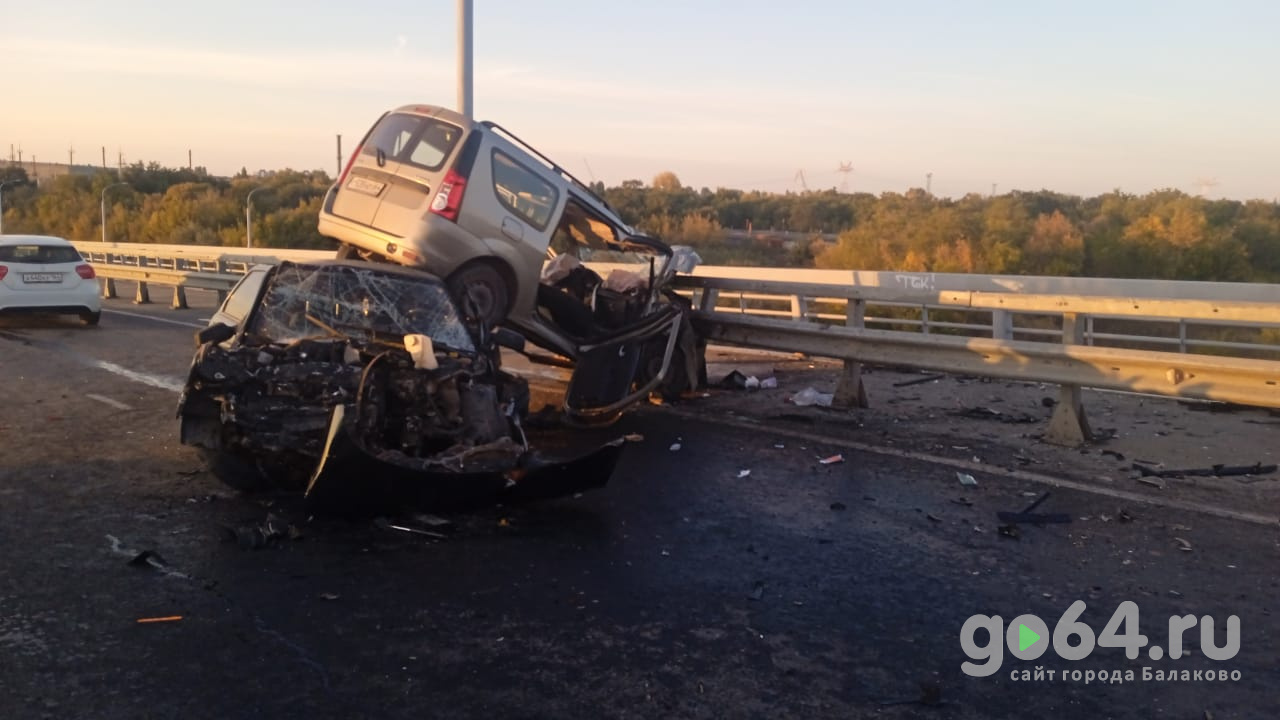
[794, 169, 809, 192]
[68, 144, 75, 166]
[836, 161, 853, 193]
[1195, 177, 1219, 197]
[926, 172, 933, 196]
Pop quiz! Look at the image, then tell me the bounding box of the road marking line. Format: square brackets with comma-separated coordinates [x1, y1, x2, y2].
[86, 393, 133, 411]
[103, 308, 204, 329]
[91, 360, 185, 393]
[659, 407, 1280, 527]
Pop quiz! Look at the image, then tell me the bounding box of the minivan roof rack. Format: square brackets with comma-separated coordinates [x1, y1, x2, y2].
[480, 121, 616, 213]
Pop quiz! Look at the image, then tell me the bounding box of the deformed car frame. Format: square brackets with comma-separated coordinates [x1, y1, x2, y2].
[177, 259, 630, 510]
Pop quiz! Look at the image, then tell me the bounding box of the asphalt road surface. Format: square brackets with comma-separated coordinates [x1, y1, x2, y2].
[1, 289, 1276, 719]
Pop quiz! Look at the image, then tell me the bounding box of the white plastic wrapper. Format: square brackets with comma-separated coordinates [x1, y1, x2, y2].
[669, 245, 702, 274]
[541, 253, 582, 284]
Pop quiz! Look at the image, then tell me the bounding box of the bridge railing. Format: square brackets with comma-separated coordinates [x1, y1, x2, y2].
[73, 241, 1280, 445]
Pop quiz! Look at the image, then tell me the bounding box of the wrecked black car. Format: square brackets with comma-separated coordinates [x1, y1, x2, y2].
[177, 260, 628, 510]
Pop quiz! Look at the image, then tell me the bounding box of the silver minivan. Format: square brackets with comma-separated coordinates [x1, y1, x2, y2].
[318, 105, 700, 421]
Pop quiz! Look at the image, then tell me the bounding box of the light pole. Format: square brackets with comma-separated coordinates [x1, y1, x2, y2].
[458, 0, 473, 118]
[0, 179, 22, 234]
[245, 187, 265, 248]
[100, 182, 129, 243]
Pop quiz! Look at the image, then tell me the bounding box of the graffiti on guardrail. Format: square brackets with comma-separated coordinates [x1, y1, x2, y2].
[893, 273, 937, 292]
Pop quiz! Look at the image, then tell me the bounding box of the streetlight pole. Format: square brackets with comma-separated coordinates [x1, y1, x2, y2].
[100, 182, 129, 243]
[457, 0, 473, 118]
[0, 179, 22, 234]
[245, 187, 264, 248]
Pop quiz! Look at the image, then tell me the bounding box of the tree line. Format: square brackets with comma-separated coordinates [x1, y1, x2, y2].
[0, 163, 333, 250]
[3, 163, 1278, 283]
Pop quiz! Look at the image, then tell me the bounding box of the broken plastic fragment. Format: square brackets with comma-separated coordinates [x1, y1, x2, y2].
[759, 376, 778, 389]
[957, 472, 978, 486]
[818, 454, 844, 465]
[744, 375, 761, 390]
[790, 387, 833, 407]
[669, 442, 682, 452]
[403, 334, 439, 370]
[624, 433, 645, 442]
[737, 469, 752, 478]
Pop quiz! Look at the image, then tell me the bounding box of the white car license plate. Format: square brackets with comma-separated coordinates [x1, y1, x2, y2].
[346, 176, 386, 196]
[22, 272, 63, 284]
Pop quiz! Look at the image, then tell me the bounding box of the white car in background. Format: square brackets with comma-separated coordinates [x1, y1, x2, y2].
[0, 235, 102, 325]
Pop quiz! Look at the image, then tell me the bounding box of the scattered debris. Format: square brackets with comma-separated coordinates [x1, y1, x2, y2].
[319, 593, 340, 601]
[926, 513, 942, 523]
[224, 513, 298, 550]
[948, 406, 1038, 424]
[1101, 450, 1126, 461]
[950, 497, 974, 507]
[998, 524, 1021, 540]
[719, 370, 750, 389]
[136, 616, 183, 624]
[997, 492, 1071, 526]
[1137, 477, 1165, 489]
[1118, 509, 1135, 523]
[790, 387, 834, 407]
[669, 442, 682, 452]
[773, 443, 785, 449]
[1175, 537, 1193, 552]
[818, 454, 845, 465]
[748, 582, 766, 601]
[956, 472, 978, 487]
[127, 550, 168, 570]
[759, 376, 778, 389]
[623, 433, 645, 442]
[892, 373, 945, 388]
[374, 517, 448, 540]
[1133, 462, 1277, 479]
[736, 469, 752, 478]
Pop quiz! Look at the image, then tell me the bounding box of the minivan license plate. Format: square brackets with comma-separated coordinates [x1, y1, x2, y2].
[22, 272, 62, 283]
[347, 176, 386, 196]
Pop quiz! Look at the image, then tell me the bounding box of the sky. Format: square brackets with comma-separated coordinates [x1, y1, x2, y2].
[2, 0, 1278, 200]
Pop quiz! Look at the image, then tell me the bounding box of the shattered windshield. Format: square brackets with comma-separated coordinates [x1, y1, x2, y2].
[248, 263, 476, 352]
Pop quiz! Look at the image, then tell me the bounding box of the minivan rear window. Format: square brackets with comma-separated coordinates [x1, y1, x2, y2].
[365, 113, 462, 172]
[0, 244, 82, 263]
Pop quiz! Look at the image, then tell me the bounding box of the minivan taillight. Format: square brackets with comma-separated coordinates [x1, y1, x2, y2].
[0, 265, 7, 280]
[429, 168, 468, 222]
[76, 264, 95, 279]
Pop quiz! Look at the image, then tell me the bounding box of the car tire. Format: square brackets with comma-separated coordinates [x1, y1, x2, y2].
[335, 243, 357, 260]
[79, 311, 101, 326]
[447, 263, 510, 327]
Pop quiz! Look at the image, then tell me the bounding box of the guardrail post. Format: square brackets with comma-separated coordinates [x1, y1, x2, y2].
[101, 278, 117, 299]
[1178, 320, 1188, 353]
[697, 288, 720, 313]
[921, 306, 931, 335]
[790, 295, 808, 321]
[134, 281, 151, 305]
[171, 285, 188, 310]
[833, 299, 869, 409]
[215, 259, 229, 303]
[1045, 312, 1093, 446]
[992, 309, 1013, 340]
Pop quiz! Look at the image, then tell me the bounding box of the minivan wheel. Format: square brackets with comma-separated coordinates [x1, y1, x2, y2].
[79, 311, 101, 326]
[335, 243, 357, 259]
[448, 263, 510, 327]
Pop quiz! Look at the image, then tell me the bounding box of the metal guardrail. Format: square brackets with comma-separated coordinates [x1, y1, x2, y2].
[74, 241, 1280, 445]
